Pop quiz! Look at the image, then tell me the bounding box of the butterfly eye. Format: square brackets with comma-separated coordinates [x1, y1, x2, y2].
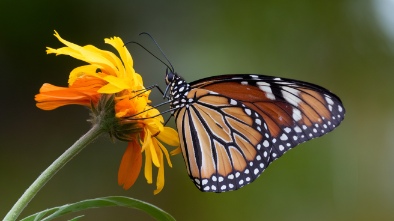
[165, 68, 175, 85]
[165, 68, 173, 85]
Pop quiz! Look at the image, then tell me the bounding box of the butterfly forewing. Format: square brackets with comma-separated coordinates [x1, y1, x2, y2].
[169, 74, 345, 192]
[190, 75, 345, 162]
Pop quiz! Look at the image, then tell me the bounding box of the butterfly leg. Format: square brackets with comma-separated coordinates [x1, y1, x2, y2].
[131, 84, 165, 97]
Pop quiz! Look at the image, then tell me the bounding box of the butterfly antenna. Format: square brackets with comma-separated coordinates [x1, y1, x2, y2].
[139, 32, 175, 73]
[124, 41, 173, 71]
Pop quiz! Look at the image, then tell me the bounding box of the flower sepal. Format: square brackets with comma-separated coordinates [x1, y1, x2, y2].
[89, 94, 142, 142]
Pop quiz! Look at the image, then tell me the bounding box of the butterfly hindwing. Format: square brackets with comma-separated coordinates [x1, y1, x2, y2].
[174, 88, 272, 192]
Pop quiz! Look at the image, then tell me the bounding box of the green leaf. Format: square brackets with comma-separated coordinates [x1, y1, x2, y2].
[67, 215, 84, 221]
[20, 196, 175, 221]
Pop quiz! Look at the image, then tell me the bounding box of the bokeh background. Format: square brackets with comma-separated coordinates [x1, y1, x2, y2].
[1, 0, 394, 220]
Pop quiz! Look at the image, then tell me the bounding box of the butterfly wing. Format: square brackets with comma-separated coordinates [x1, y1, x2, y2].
[174, 74, 345, 192]
[174, 88, 272, 192]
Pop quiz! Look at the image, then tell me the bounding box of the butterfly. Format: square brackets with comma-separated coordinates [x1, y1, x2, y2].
[164, 70, 345, 193]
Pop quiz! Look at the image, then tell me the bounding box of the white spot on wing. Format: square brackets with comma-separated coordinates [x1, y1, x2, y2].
[281, 86, 301, 107]
[280, 134, 288, 141]
[325, 96, 334, 105]
[257, 144, 262, 150]
[257, 82, 275, 100]
[256, 119, 262, 125]
[292, 108, 302, 121]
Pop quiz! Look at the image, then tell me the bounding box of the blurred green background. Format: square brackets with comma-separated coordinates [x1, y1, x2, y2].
[1, 0, 394, 220]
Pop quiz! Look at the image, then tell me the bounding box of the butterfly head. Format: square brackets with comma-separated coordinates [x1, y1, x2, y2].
[165, 68, 179, 85]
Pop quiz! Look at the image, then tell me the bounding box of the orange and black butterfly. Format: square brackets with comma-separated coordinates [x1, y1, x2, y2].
[164, 70, 345, 192]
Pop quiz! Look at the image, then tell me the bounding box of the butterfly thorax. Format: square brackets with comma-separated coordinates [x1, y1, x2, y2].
[165, 71, 191, 114]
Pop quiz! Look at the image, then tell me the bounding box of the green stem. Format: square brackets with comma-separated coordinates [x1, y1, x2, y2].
[3, 124, 104, 221]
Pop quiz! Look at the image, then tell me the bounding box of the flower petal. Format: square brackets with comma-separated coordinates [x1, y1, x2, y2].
[144, 145, 153, 184]
[48, 31, 120, 77]
[68, 65, 102, 86]
[105, 37, 134, 80]
[115, 97, 147, 118]
[156, 138, 173, 167]
[97, 75, 132, 93]
[153, 139, 165, 195]
[149, 138, 160, 168]
[118, 140, 142, 190]
[156, 127, 180, 147]
[35, 82, 102, 110]
[170, 146, 182, 156]
[140, 129, 152, 152]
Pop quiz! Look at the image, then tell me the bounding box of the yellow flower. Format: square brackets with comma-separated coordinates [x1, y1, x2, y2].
[35, 31, 180, 194]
